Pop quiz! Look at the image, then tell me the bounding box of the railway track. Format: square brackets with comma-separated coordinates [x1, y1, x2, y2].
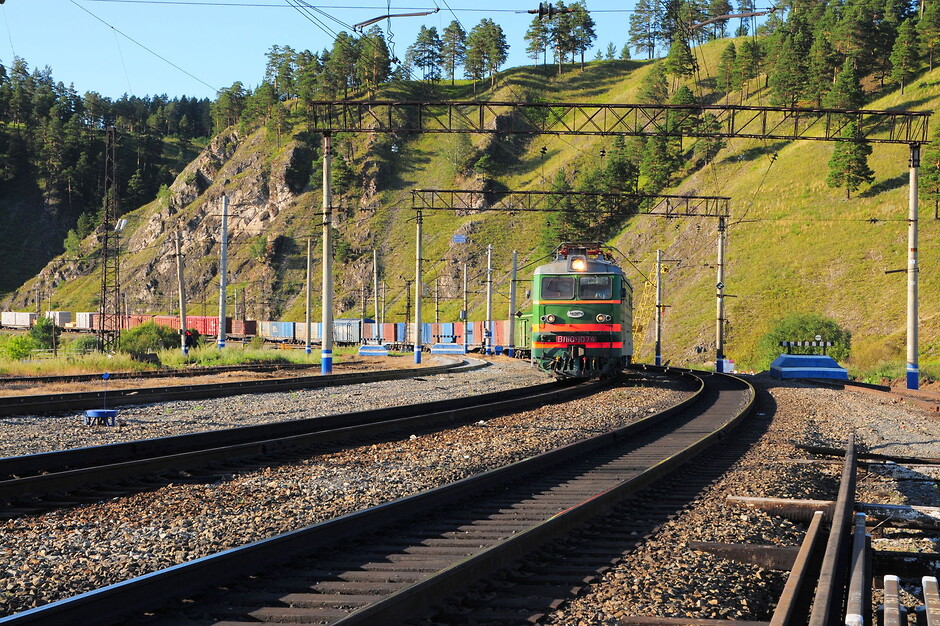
[0, 357, 477, 417]
[0, 373, 600, 517]
[0, 367, 754, 625]
[0, 361, 322, 385]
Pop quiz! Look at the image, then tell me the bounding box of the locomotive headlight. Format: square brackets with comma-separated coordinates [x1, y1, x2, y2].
[545, 314, 557, 323]
[570, 258, 587, 272]
[596, 314, 612, 322]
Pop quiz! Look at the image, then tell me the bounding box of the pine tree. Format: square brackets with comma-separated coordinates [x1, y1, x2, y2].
[441, 21, 467, 84]
[707, 0, 733, 39]
[920, 126, 940, 219]
[570, 1, 597, 68]
[919, 0, 940, 70]
[717, 42, 737, 94]
[628, 0, 658, 60]
[637, 64, 669, 104]
[356, 27, 392, 95]
[640, 136, 677, 193]
[406, 26, 444, 82]
[806, 30, 839, 107]
[826, 122, 874, 199]
[664, 36, 696, 84]
[890, 18, 920, 94]
[823, 58, 864, 111]
[524, 16, 551, 68]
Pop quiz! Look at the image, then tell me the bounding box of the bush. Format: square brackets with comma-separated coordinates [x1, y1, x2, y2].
[69, 334, 101, 354]
[119, 322, 181, 354]
[754, 312, 851, 370]
[29, 317, 58, 349]
[2, 335, 38, 360]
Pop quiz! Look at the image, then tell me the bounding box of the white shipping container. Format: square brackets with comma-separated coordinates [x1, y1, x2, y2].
[45, 311, 72, 325]
[14, 312, 36, 327]
[76, 312, 97, 330]
[1, 312, 16, 326]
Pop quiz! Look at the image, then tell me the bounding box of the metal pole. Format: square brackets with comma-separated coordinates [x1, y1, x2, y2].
[175, 231, 188, 356]
[463, 262, 469, 353]
[321, 133, 334, 374]
[373, 249, 379, 342]
[655, 248, 663, 367]
[414, 210, 423, 364]
[486, 244, 493, 355]
[217, 193, 228, 349]
[305, 238, 312, 355]
[716, 216, 727, 372]
[508, 250, 517, 357]
[908, 144, 920, 390]
[434, 278, 440, 324]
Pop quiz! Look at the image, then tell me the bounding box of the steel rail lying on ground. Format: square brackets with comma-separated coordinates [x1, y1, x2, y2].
[0, 368, 753, 625]
[0, 375, 600, 505]
[0, 358, 479, 417]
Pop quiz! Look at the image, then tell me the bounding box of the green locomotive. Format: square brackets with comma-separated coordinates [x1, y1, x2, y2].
[529, 243, 633, 378]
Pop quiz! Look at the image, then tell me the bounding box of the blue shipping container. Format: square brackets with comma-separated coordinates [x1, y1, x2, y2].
[395, 323, 406, 342]
[441, 323, 455, 343]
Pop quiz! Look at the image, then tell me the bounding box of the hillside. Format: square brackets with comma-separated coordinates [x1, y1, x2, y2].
[3, 38, 938, 375]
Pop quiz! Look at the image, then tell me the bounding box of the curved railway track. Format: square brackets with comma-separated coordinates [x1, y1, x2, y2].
[0, 372, 599, 517]
[0, 367, 755, 626]
[0, 357, 478, 417]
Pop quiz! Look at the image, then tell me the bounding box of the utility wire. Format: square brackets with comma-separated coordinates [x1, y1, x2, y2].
[68, 0, 218, 93]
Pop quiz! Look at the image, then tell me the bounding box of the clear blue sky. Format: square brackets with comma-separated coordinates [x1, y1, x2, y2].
[0, 0, 658, 101]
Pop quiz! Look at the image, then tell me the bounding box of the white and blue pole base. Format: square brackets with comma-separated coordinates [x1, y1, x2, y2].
[907, 364, 919, 390]
[507, 345, 514, 358]
[414, 346, 422, 364]
[654, 354, 662, 366]
[305, 346, 312, 355]
[321, 350, 333, 374]
[217, 339, 225, 349]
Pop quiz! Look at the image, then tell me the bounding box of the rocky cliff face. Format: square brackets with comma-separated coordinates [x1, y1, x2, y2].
[5, 127, 316, 319]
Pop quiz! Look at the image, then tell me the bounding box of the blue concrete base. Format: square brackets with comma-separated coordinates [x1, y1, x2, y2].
[907, 366, 920, 390]
[770, 354, 848, 380]
[84, 409, 118, 426]
[321, 351, 333, 374]
[358, 344, 389, 356]
[430, 343, 467, 354]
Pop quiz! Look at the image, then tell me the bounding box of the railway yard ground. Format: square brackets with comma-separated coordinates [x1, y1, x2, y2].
[0, 358, 938, 622]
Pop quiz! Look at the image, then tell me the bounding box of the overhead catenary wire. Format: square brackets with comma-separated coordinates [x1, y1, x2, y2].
[67, 0, 218, 93]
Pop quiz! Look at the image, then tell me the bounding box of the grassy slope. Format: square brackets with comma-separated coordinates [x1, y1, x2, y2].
[16, 42, 939, 375]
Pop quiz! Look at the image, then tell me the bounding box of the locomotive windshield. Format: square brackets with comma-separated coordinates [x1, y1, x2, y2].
[579, 276, 612, 299]
[541, 276, 575, 299]
[540, 275, 613, 300]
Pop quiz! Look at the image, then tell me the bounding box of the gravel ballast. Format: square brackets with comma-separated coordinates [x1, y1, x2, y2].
[1, 367, 938, 622]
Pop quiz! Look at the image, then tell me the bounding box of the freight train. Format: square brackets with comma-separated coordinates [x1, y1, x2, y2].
[0, 310, 523, 352]
[2, 243, 634, 375]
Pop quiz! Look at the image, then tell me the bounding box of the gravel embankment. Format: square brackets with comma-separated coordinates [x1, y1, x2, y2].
[2, 369, 937, 622]
[0, 360, 693, 617]
[546, 375, 940, 624]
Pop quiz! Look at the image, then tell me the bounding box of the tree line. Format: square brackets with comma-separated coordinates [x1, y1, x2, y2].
[0, 56, 212, 250]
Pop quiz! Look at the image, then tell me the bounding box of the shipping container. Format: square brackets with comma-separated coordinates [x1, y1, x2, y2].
[379, 323, 395, 343]
[75, 312, 97, 330]
[260, 321, 295, 341]
[1, 312, 16, 327]
[493, 319, 509, 347]
[395, 323, 407, 343]
[153, 315, 180, 331]
[12, 312, 36, 327]
[334, 319, 362, 344]
[128, 314, 154, 329]
[45, 311, 72, 326]
[439, 322, 456, 343]
[231, 319, 257, 337]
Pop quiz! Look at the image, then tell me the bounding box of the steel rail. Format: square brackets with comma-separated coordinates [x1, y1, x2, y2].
[0, 369, 720, 625]
[808, 433, 858, 626]
[0, 376, 601, 504]
[0, 361, 321, 385]
[0, 358, 477, 417]
[334, 372, 755, 625]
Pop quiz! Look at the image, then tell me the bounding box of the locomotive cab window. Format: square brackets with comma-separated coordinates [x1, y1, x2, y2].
[541, 276, 575, 300]
[579, 276, 612, 300]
